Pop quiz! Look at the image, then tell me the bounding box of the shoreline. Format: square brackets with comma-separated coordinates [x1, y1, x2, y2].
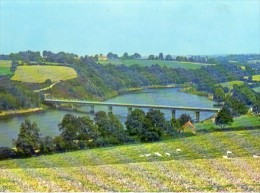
[0, 107, 44, 118]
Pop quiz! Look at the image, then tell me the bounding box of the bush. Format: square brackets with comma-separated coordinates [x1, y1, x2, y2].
[0, 147, 16, 160]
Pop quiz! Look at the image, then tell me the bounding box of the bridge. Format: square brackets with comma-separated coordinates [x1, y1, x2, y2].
[44, 98, 220, 122]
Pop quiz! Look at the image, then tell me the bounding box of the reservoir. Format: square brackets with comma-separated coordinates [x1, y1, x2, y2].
[0, 88, 215, 147]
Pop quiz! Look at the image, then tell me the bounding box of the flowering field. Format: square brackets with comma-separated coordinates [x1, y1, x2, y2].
[0, 129, 260, 191]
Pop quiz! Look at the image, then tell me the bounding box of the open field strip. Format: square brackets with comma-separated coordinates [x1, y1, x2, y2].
[1, 157, 259, 191]
[216, 80, 244, 89]
[11, 65, 77, 83]
[0, 130, 260, 191]
[0, 60, 12, 76]
[98, 59, 213, 69]
[253, 75, 260, 81]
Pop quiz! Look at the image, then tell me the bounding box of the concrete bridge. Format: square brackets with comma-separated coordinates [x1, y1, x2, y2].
[44, 98, 220, 122]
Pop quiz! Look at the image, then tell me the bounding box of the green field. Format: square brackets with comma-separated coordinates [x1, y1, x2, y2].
[0, 60, 12, 76]
[0, 129, 260, 191]
[196, 115, 260, 130]
[253, 87, 260, 93]
[253, 75, 260, 81]
[216, 80, 244, 89]
[11, 65, 77, 83]
[98, 59, 213, 69]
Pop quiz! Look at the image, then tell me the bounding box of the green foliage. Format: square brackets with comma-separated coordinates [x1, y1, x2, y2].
[14, 119, 41, 156]
[252, 101, 260, 114]
[215, 107, 233, 127]
[126, 109, 146, 136]
[40, 136, 55, 154]
[213, 86, 225, 103]
[224, 96, 248, 117]
[178, 114, 192, 126]
[0, 147, 16, 160]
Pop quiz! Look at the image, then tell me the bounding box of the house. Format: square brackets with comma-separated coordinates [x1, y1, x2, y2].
[98, 54, 108, 61]
[179, 121, 196, 134]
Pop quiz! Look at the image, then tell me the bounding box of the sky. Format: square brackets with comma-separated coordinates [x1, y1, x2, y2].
[0, 0, 260, 56]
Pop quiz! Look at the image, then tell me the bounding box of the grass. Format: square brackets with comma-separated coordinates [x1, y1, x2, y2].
[253, 75, 260, 82]
[195, 114, 260, 130]
[0, 60, 12, 76]
[98, 59, 214, 69]
[11, 65, 77, 83]
[0, 129, 260, 191]
[216, 80, 244, 89]
[253, 86, 260, 93]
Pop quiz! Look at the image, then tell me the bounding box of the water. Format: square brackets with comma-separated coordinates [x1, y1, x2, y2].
[0, 88, 215, 147]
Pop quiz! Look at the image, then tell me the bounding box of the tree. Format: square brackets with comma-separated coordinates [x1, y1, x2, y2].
[159, 53, 164, 60]
[252, 101, 260, 114]
[178, 114, 192, 126]
[165, 55, 173, 61]
[40, 136, 55, 154]
[224, 96, 248, 117]
[125, 109, 145, 136]
[213, 87, 225, 103]
[140, 109, 166, 142]
[215, 107, 233, 127]
[148, 55, 155, 60]
[15, 119, 41, 156]
[122, 52, 129, 60]
[133, 53, 141, 59]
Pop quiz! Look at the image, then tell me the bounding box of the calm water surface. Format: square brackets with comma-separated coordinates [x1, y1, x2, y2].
[0, 88, 215, 147]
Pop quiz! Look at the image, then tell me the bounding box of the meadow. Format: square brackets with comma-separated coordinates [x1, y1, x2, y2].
[216, 80, 244, 89]
[253, 75, 260, 81]
[0, 129, 259, 191]
[98, 59, 213, 69]
[11, 65, 77, 83]
[0, 60, 12, 76]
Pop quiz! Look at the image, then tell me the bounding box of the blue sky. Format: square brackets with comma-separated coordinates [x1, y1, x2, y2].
[1, 0, 260, 56]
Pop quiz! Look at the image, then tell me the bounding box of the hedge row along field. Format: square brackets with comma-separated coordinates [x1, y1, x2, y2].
[11, 65, 77, 83]
[0, 129, 260, 191]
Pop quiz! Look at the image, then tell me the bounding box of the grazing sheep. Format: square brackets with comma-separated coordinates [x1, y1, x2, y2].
[253, 155, 259, 158]
[154, 152, 162, 157]
[176, 149, 182, 152]
[226, 150, 233, 158]
[165, 152, 171, 156]
[223, 155, 228, 159]
[145, 153, 151, 157]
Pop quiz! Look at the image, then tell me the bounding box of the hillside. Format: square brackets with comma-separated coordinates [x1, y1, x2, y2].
[98, 59, 213, 69]
[1, 129, 259, 191]
[11, 65, 77, 83]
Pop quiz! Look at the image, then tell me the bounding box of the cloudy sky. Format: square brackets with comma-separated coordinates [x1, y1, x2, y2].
[1, 0, 260, 56]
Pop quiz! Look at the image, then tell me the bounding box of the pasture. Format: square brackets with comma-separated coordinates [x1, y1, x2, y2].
[11, 65, 77, 83]
[216, 80, 244, 89]
[0, 129, 259, 191]
[253, 75, 260, 81]
[0, 60, 12, 76]
[98, 59, 213, 69]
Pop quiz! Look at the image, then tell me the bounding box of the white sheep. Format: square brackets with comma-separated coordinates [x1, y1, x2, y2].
[165, 152, 171, 156]
[176, 149, 182, 152]
[223, 155, 228, 159]
[226, 150, 233, 158]
[253, 155, 259, 158]
[145, 153, 151, 157]
[154, 152, 162, 157]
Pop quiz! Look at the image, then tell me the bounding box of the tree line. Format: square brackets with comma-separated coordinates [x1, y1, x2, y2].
[0, 110, 193, 160]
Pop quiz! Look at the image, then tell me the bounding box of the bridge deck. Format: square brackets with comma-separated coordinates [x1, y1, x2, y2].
[44, 99, 220, 112]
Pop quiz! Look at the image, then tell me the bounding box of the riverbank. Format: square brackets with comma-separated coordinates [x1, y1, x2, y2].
[0, 107, 44, 118]
[180, 86, 212, 98]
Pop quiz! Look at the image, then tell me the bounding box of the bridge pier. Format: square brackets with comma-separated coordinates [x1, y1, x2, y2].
[90, 105, 94, 114]
[195, 111, 200, 122]
[108, 106, 113, 113]
[128, 107, 133, 114]
[171, 109, 176, 118]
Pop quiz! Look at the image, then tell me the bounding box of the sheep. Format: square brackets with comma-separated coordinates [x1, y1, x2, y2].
[226, 150, 233, 158]
[154, 152, 162, 157]
[145, 153, 151, 157]
[165, 152, 171, 156]
[223, 155, 229, 159]
[253, 155, 259, 158]
[176, 149, 182, 152]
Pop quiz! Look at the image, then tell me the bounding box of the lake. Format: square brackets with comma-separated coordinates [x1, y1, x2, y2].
[0, 88, 215, 147]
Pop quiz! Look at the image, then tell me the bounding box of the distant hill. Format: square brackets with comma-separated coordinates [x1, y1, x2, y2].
[98, 59, 214, 70]
[11, 65, 77, 83]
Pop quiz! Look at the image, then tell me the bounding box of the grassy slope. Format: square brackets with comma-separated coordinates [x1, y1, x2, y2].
[216, 80, 244, 89]
[196, 115, 260, 130]
[253, 75, 260, 81]
[98, 59, 213, 69]
[253, 87, 260, 93]
[11, 65, 77, 83]
[0, 60, 12, 76]
[0, 129, 260, 191]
